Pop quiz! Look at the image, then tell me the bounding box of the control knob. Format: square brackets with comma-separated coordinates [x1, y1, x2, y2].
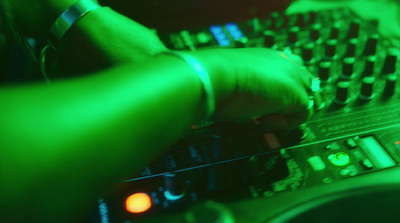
[359, 76, 375, 100]
[362, 56, 376, 77]
[384, 74, 397, 97]
[334, 81, 350, 105]
[363, 34, 379, 57]
[341, 57, 355, 80]
[319, 61, 331, 82]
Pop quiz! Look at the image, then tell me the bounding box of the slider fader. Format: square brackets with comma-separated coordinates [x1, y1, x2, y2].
[92, 8, 400, 223]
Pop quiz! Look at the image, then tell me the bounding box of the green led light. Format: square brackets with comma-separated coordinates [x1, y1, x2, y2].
[329, 152, 350, 166]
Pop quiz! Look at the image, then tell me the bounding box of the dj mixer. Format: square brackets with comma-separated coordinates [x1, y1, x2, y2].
[92, 8, 400, 223]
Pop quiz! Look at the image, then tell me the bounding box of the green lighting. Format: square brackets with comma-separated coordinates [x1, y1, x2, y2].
[329, 152, 350, 166]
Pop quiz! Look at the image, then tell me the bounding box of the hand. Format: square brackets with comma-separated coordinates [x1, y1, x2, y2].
[191, 48, 320, 129]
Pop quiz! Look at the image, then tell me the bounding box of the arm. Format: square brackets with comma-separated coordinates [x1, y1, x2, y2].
[1, 1, 317, 221]
[0, 54, 220, 222]
[8, 0, 168, 75]
[0, 48, 314, 222]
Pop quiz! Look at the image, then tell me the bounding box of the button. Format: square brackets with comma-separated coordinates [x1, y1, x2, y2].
[307, 156, 326, 171]
[329, 152, 350, 166]
[345, 138, 358, 149]
[360, 159, 374, 170]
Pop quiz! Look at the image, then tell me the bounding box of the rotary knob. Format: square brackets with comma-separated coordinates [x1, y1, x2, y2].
[302, 42, 315, 65]
[363, 34, 379, 57]
[362, 56, 376, 77]
[288, 26, 300, 46]
[384, 74, 397, 97]
[334, 81, 351, 105]
[341, 57, 356, 80]
[164, 173, 186, 200]
[329, 25, 340, 40]
[263, 31, 276, 48]
[382, 52, 398, 75]
[345, 39, 358, 58]
[324, 39, 338, 60]
[319, 61, 332, 82]
[359, 76, 375, 100]
[310, 24, 322, 42]
[347, 20, 361, 39]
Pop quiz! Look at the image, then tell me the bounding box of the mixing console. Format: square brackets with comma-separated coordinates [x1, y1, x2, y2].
[92, 8, 400, 223]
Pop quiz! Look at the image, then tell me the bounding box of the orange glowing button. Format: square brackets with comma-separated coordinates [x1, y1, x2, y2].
[125, 193, 152, 213]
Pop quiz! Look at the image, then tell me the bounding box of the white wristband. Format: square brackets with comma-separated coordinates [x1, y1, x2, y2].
[164, 51, 216, 120]
[49, 0, 102, 47]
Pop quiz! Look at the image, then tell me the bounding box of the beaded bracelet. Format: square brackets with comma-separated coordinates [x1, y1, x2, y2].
[164, 51, 216, 120]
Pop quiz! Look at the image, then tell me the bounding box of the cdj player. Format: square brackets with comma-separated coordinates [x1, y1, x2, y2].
[91, 6, 400, 223]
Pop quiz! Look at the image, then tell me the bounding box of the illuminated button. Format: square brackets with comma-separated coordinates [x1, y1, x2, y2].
[307, 156, 326, 171]
[125, 193, 152, 214]
[360, 159, 374, 170]
[345, 139, 358, 149]
[210, 25, 223, 34]
[329, 152, 350, 166]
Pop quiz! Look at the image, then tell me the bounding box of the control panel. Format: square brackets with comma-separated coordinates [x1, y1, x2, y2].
[92, 8, 400, 223]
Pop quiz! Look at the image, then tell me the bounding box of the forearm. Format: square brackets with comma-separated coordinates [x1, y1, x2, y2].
[0, 54, 216, 222]
[9, 0, 168, 74]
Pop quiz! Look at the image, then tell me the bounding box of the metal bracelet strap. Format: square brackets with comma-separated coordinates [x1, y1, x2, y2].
[164, 51, 216, 120]
[49, 0, 102, 47]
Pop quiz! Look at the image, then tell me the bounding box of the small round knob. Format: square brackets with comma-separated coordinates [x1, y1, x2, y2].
[382, 52, 398, 75]
[347, 20, 361, 39]
[329, 25, 340, 40]
[263, 31, 276, 48]
[363, 34, 379, 57]
[288, 26, 300, 45]
[319, 61, 331, 82]
[164, 173, 186, 200]
[341, 57, 356, 80]
[384, 74, 397, 97]
[308, 11, 317, 25]
[345, 39, 358, 58]
[334, 81, 351, 104]
[324, 39, 338, 60]
[359, 76, 375, 100]
[309, 24, 322, 42]
[302, 42, 315, 65]
[295, 13, 306, 27]
[362, 56, 376, 77]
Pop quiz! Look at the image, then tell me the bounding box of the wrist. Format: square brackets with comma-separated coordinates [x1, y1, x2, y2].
[187, 50, 238, 116]
[9, 0, 81, 36]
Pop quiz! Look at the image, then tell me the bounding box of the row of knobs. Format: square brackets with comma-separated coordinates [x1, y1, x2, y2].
[316, 53, 398, 82]
[264, 20, 366, 49]
[334, 74, 397, 105]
